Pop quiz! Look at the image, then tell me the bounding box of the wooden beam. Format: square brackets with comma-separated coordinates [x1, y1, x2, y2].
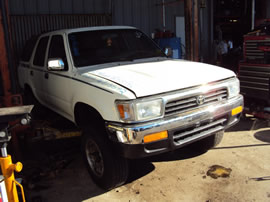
[184, 0, 200, 61]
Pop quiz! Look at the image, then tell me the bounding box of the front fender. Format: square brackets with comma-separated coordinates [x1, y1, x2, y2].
[71, 76, 136, 122]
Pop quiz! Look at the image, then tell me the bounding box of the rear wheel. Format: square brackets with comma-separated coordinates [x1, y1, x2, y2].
[190, 131, 224, 152]
[81, 127, 129, 190]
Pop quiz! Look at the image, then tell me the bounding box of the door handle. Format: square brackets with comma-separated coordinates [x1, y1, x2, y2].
[30, 70, 33, 76]
[44, 73, 49, 79]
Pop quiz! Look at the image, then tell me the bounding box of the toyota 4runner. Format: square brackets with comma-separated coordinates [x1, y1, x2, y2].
[18, 26, 243, 189]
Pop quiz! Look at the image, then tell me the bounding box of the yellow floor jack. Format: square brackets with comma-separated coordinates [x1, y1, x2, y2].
[0, 106, 33, 202]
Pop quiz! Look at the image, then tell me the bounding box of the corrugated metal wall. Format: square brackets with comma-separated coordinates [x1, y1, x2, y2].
[9, 0, 184, 36]
[10, 14, 112, 64]
[9, 0, 214, 63]
[9, 0, 111, 15]
[112, 0, 184, 36]
[9, 0, 112, 63]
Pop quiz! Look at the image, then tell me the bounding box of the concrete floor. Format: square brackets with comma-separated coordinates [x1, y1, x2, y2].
[27, 117, 270, 202]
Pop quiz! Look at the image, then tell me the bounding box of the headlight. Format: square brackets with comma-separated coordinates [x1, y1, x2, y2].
[228, 78, 240, 98]
[136, 100, 163, 121]
[116, 99, 163, 122]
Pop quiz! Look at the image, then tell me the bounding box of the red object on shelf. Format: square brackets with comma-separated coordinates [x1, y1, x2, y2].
[243, 35, 270, 63]
[258, 46, 270, 52]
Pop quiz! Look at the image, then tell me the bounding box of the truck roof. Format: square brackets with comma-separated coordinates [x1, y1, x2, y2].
[43, 26, 137, 35]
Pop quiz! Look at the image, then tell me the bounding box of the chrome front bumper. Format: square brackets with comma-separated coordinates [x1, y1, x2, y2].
[106, 95, 243, 158]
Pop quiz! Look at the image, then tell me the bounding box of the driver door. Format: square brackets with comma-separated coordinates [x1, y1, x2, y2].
[42, 34, 73, 118]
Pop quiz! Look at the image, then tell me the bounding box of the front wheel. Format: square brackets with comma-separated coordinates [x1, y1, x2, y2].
[81, 127, 129, 190]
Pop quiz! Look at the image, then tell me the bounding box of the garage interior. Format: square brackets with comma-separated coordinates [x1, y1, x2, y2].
[0, 0, 270, 201]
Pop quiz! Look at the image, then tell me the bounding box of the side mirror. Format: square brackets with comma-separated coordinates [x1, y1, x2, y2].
[164, 47, 172, 57]
[48, 58, 65, 71]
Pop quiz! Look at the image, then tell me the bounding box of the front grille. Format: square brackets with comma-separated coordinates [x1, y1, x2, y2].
[165, 88, 228, 117]
[172, 117, 227, 146]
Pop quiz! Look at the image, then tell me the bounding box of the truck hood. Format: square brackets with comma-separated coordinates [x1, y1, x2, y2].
[82, 60, 235, 97]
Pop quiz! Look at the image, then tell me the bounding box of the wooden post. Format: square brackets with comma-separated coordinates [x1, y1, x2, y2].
[184, 0, 200, 61]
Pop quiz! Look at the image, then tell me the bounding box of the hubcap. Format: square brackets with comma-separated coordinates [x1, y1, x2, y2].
[85, 139, 104, 177]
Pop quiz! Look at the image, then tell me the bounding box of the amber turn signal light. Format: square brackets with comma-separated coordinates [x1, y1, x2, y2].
[143, 131, 168, 143]
[231, 106, 243, 116]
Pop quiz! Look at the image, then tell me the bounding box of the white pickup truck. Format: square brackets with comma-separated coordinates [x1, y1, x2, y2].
[18, 26, 243, 190]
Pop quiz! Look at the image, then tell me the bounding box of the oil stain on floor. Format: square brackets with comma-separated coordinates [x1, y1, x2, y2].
[206, 165, 232, 179]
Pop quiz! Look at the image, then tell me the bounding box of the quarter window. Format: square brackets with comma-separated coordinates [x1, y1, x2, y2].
[33, 36, 49, 67]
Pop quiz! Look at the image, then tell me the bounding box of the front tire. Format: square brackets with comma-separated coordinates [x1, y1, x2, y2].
[81, 127, 129, 190]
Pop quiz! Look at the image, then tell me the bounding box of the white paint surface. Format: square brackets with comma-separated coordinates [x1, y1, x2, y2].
[84, 60, 235, 98]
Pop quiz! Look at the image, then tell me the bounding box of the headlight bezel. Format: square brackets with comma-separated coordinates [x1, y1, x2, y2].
[116, 98, 164, 123]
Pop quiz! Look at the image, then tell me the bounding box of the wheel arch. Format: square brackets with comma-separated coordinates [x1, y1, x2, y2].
[23, 83, 39, 104]
[24, 83, 31, 92]
[74, 102, 105, 129]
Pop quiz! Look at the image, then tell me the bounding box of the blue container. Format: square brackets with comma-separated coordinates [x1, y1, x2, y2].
[155, 37, 181, 59]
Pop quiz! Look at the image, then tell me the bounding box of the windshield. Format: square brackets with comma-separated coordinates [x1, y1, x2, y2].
[68, 29, 165, 67]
